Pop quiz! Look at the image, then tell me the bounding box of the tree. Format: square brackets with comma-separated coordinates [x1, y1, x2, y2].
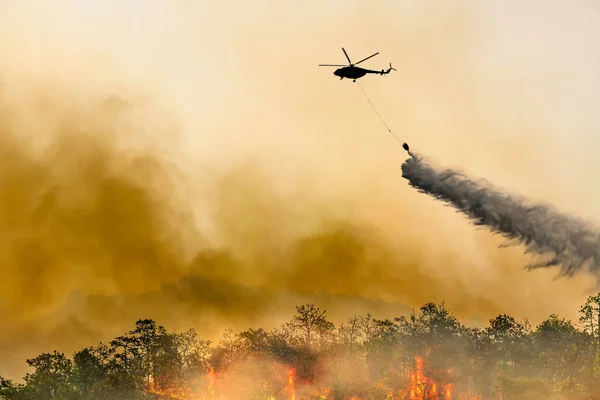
[579, 293, 600, 382]
[338, 314, 375, 349]
[71, 348, 106, 399]
[464, 326, 495, 398]
[579, 293, 600, 341]
[106, 318, 183, 394]
[22, 351, 79, 400]
[287, 304, 334, 349]
[87, 373, 140, 400]
[533, 314, 587, 397]
[210, 329, 243, 372]
[0, 376, 26, 400]
[266, 326, 302, 365]
[173, 329, 212, 376]
[9, 298, 600, 399]
[418, 302, 462, 340]
[151, 331, 183, 393]
[415, 303, 468, 393]
[486, 314, 532, 369]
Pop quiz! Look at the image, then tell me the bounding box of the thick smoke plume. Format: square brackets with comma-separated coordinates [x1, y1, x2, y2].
[401, 150, 600, 279]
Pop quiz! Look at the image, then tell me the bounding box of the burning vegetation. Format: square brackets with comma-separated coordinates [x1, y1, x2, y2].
[3, 298, 600, 400]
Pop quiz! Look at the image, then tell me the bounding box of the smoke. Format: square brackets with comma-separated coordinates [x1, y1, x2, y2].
[2, 0, 600, 383]
[0, 83, 424, 380]
[401, 150, 600, 280]
[0, 92, 193, 317]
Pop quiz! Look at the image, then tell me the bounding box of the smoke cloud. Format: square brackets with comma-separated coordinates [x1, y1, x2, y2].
[402, 151, 600, 280]
[1, 0, 600, 383]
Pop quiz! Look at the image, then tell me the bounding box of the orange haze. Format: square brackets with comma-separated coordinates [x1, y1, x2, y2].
[1, 0, 599, 380]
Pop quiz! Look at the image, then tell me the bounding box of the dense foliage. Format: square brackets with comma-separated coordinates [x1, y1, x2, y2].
[3, 295, 600, 400]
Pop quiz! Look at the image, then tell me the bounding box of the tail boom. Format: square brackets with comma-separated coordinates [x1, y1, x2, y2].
[365, 63, 396, 75]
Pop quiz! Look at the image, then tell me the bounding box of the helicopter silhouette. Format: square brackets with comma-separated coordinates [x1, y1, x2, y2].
[319, 47, 396, 82]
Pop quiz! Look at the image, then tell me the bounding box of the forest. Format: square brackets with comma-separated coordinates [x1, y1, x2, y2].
[3, 295, 600, 400]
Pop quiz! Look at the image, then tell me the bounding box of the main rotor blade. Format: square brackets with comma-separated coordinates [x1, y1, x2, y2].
[319, 64, 346, 66]
[341, 48, 352, 65]
[354, 52, 379, 65]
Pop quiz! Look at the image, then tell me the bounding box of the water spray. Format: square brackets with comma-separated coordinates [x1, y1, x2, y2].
[400, 144, 600, 280]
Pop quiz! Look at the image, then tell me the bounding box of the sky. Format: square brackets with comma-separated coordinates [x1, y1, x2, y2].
[1, 0, 600, 380]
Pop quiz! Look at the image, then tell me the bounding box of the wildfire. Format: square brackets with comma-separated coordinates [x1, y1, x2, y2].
[145, 357, 487, 399]
[207, 367, 216, 398]
[409, 355, 453, 400]
[286, 366, 296, 400]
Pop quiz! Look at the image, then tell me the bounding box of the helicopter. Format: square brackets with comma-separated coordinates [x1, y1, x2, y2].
[319, 47, 396, 82]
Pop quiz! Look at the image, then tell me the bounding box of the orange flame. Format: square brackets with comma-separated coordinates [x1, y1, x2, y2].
[286, 366, 296, 400]
[207, 367, 216, 398]
[408, 356, 458, 400]
[144, 357, 489, 400]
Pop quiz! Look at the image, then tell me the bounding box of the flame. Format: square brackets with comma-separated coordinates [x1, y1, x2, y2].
[286, 366, 296, 400]
[207, 367, 216, 398]
[409, 355, 440, 399]
[445, 384, 453, 400]
[143, 357, 490, 400]
[406, 356, 470, 400]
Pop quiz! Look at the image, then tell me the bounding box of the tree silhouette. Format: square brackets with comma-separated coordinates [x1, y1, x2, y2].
[4, 298, 600, 399]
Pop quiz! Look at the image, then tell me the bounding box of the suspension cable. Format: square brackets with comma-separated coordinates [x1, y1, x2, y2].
[356, 80, 404, 145]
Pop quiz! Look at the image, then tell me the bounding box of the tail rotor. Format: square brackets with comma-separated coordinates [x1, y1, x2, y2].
[381, 63, 397, 75]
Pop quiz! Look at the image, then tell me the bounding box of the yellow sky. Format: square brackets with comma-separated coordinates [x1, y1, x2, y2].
[1, 0, 600, 380]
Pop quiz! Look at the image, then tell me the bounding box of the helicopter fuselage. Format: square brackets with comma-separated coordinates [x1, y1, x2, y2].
[334, 66, 368, 80]
[333, 65, 393, 81]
